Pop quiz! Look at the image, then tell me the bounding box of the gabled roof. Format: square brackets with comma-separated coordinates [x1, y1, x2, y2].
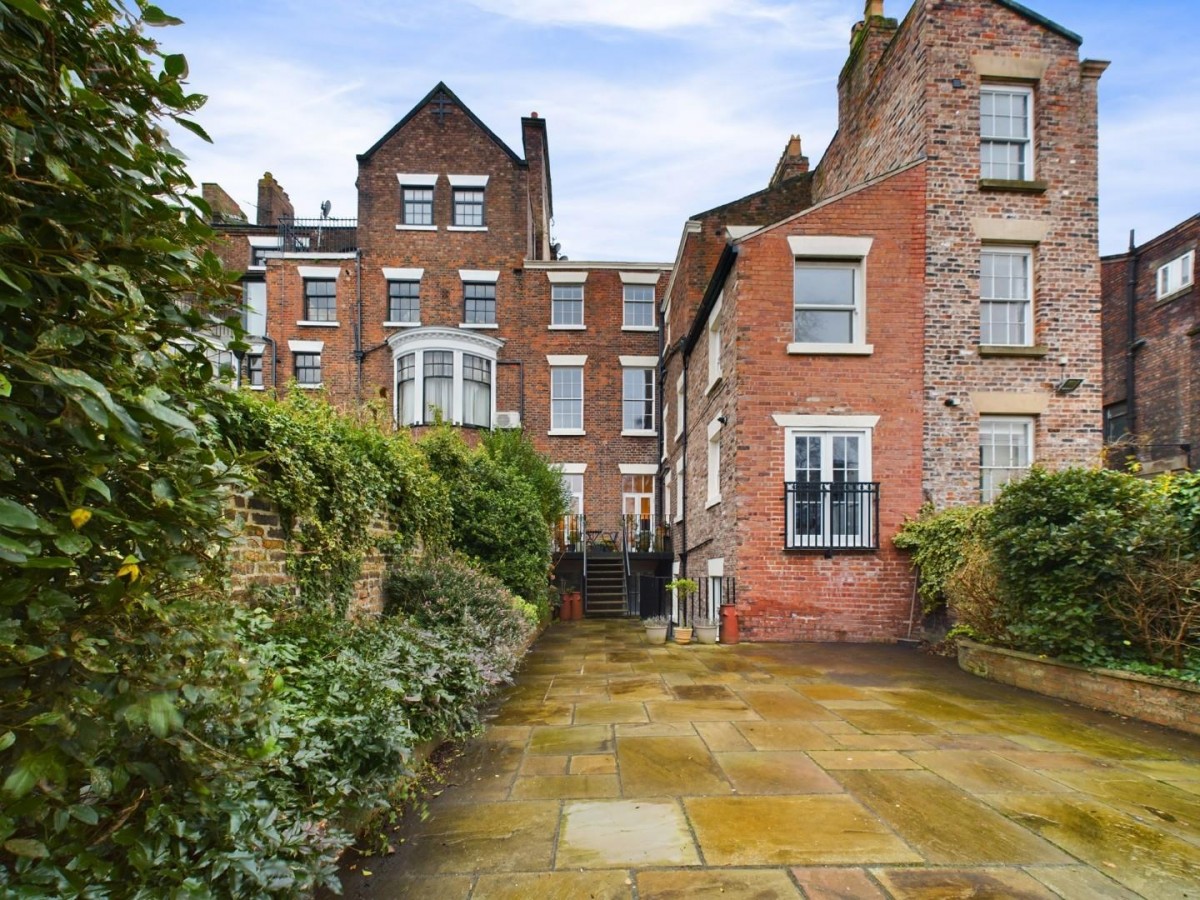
[994, 0, 1081, 45]
[357, 82, 527, 165]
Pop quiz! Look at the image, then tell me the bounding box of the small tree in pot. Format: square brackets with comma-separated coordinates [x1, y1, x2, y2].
[665, 578, 699, 644]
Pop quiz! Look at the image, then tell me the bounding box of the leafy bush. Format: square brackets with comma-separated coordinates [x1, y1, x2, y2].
[943, 540, 1008, 644]
[385, 551, 536, 685]
[988, 467, 1170, 663]
[418, 426, 564, 615]
[224, 391, 449, 614]
[1104, 554, 1200, 670]
[894, 504, 993, 613]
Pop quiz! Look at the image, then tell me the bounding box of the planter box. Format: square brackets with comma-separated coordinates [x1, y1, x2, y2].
[957, 639, 1200, 737]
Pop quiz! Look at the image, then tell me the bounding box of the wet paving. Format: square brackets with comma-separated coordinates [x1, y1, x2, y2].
[341, 620, 1200, 899]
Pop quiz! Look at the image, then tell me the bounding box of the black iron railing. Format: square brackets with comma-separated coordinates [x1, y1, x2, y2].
[784, 481, 880, 552]
[551, 514, 671, 555]
[277, 216, 358, 254]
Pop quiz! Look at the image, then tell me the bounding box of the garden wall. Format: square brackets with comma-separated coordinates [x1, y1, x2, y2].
[226, 492, 388, 614]
[958, 639, 1200, 736]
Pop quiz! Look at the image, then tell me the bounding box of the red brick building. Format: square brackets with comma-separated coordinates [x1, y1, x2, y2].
[204, 84, 672, 614]
[1101, 215, 1198, 474]
[206, 0, 1109, 640]
[662, 0, 1108, 641]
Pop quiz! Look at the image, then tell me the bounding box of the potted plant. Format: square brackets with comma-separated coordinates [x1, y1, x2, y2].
[643, 615, 670, 644]
[693, 615, 719, 644]
[665, 578, 699, 644]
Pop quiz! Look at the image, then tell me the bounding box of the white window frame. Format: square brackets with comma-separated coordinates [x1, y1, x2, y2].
[664, 469, 672, 529]
[675, 373, 684, 439]
[706, 417, 722, 508]
[707, 557, 724, 620]
[1157, 250, 1195, 300]
[707, 293, 723, 392]
[980, 84, 1034, 181]
[620, 356, 657, 437]
[548, 355, 586, 435]
[624, 271, 662, 331]
[662, 403, 671, 458]
[777, 414, 877, 549]
[550, 283, 585, 329]
[448, 173, 489, 231]
[788, 236, 873, 355]
[980, 416, 1034, 502]
[980, 245, 1034, 346]
[242, 279, 266, 337]
[675, 457, 684, 523]
[388, 328, 500, 428]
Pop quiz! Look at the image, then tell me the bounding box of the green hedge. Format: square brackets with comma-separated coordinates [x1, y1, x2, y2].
[896, 468, 1200, 677]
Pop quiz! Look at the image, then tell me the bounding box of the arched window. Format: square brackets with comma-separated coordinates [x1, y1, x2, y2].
[388, 327, 502, 428]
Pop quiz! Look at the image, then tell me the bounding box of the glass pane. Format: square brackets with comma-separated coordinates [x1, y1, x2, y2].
[794, 309, 853, 343]
[794, 266, 854, 306]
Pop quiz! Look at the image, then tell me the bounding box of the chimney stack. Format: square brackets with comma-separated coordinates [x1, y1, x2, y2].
[769, 136, 811, 187]
[256, 172, 294, 227]
[865, 0, 884, 18]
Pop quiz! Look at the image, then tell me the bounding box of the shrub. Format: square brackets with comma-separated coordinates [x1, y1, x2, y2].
[418, 426, 562, 615]
[943, 540, 1008, 644]
[894, 504, 993, 613]
[385, 551, 536, 685]
[1103, 554, 1200, 671]
[987, 467, 1169, 664]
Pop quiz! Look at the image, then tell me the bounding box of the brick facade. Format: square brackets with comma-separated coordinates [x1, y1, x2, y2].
[1101, 215, 1199, 473]
[662, 0, 1107, 641]
[207, 1, 1109, 643]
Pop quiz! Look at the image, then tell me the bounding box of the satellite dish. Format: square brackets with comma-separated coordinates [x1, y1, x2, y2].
[320, 199, 331, 218]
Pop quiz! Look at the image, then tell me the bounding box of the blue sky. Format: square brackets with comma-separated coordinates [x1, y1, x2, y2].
[163, 0, 1198, 262]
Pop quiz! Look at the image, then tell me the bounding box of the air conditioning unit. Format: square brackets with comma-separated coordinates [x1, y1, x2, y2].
[495, 411, 521, 429]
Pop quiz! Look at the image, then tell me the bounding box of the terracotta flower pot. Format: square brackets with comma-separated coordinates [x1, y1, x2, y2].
[674, 626, 694, 645]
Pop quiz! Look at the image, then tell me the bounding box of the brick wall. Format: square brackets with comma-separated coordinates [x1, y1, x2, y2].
[959, 639, 1200, 736]
[918, 0, 1105, 504]
[723, 164, 927, 642]
[1101, 216, 1199, 473]
[226, 492, 390, 616]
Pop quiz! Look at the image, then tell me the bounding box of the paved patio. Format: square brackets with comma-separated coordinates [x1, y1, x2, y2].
[342, 619, 1200, 899]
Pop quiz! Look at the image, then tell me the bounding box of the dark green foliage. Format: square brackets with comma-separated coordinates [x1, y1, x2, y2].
[385, 551, 538, 684]
[419, 426, 565, 615]
[988, 467, 1168, 663]
[223, 391, 448, 614]
[894, 504, 993, 613]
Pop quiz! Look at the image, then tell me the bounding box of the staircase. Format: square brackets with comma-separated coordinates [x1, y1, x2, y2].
[585, 555, 627, 617]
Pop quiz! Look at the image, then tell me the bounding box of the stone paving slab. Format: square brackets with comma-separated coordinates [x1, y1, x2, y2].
[341, 619, 1200, 898]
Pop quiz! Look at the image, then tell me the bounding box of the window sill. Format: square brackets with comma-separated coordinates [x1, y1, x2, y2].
[706, 496, 721, 510]
[978, 178, 1048, 194]
[248, 385, 266, 391]
[623, 325, 659, 332]
[549, 324, 586, 331]
[447, 225, 488, 232]
[1157, 285, 1194, 304]
[979, 344, 1048, 358]
[787, 342, 874, 355]
[622, 429, 657, 438]
[296, 383, 323, 390]
[383, 321, 422, 328]
[459, 322, 499, 330]
[706, 374, 723, 395]
[297, 320, 340, 327]
[548, 429, 586, 437]
[396, 224, 437, 231]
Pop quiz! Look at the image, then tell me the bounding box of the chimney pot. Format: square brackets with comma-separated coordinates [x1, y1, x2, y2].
[865, 0, 884, 17]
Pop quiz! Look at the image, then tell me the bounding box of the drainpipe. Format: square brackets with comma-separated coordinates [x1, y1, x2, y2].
[680, 354, 689, 582]
[354, 249, 364, 405]
[1125, 229, 1140, 437]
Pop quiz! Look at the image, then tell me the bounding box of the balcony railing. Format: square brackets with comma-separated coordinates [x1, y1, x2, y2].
[784, 481, 880, 552]
[552, 514, 671, 555]
[277, 216, 358, 254]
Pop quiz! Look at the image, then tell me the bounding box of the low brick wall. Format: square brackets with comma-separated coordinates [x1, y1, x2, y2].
[958, 639, 1200, 736]
[226, 492, 389, 615]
